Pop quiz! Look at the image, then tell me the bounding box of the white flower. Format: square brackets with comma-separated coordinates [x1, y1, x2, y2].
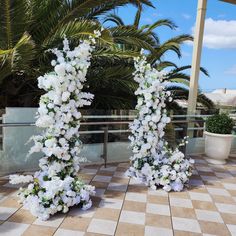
[55, 64, 66, 76]
[9, 175, 33, 184]
[127, 53, 193, 193]
[10, 35, 100, 220]
[61, 91, 71, 102]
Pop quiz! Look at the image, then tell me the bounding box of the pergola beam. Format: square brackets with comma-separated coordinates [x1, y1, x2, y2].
[187, 0, 207, 116]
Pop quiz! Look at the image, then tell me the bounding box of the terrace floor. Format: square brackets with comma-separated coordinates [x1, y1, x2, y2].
[1, 155, 236, 235]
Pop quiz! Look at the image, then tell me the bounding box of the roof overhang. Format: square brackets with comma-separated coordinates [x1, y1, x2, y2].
[220, 0, 236, 5]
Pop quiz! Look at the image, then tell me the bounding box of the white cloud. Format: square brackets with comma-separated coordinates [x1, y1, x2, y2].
[189, 18, 236, 49]
[182, 14, 191, 19]
[225, 65, 236, 75]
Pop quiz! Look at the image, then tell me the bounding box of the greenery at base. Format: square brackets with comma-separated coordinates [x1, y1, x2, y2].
[206, 113, 234, 134]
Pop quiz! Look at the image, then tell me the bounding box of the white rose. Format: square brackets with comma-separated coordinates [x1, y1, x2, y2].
[55, 64, 66, 76]
[61, 91, 71, 102]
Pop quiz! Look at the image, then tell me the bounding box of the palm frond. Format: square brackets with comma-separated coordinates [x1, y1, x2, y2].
[103, 14, 125, 26]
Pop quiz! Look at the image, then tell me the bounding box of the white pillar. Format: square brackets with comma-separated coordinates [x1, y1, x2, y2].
[187, 0, 207, 115]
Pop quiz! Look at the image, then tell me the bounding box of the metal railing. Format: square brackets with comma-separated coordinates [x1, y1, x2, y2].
[0, 115, 211, 166]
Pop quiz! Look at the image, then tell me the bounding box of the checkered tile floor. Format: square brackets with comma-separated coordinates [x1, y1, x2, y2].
[1, 155, 236, 235]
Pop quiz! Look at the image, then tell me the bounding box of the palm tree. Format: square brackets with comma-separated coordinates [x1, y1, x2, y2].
[0, 0, 154, 107]
[98, 7, 214, 110]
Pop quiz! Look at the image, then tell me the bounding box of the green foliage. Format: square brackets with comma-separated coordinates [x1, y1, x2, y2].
[206, 113, 234, 134]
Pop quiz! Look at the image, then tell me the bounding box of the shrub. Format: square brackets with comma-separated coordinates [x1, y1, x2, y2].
[206, 113, 234, 134]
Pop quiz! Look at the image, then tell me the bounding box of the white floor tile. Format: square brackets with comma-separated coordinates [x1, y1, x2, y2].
[125, 192, 147, 202]
[146, 203, 170, 216]
[169, 197, 193, 208]
[195, 209, 223, 223]
[0, 222, 29, 236]
[0, 207, 18, 220]
[172, 217, 201, 233]
[93, 175, 112, 183]
[119, 210, 145, 225]
[145, 226, 173, 236]
[54, 228, 85, 236]
[87, 219, 117, 235]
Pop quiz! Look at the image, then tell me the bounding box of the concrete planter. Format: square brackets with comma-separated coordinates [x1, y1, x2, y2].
[204, 131, 233, 164]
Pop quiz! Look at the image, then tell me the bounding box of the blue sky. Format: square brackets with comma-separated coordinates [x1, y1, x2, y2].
[115, 0, 236, 92]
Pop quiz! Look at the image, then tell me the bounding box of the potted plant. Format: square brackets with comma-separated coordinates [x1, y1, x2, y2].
[204, 113, 234, 164]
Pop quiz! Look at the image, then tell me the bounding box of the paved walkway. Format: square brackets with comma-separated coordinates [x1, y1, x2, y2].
[1, 155, 236, 235]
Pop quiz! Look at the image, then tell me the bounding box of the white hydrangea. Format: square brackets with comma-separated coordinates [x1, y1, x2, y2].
[9, 33, 100, 220]
[126, 54, 194, 192]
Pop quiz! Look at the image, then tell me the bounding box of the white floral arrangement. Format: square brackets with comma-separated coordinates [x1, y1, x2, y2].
[9, 32, 101, 220]
[126, 54, 194, 192]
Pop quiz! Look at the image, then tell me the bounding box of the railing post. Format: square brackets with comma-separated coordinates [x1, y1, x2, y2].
[101, 126, 108, 168]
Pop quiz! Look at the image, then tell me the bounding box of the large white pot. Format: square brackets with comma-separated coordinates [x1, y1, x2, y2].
[204, 131, 233, 164]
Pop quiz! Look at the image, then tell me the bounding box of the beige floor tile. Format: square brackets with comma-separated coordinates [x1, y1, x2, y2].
[100, 166, 117, 172]
[119, 210, 145, 225]
[169, 191, 189, 199]
[96, 170, 114, 176]
[199, 221, 231, 235]
[192, 200, 217, 211]
[147, 195, 169, 204]
[87, 218, 117, 235]
[90, 196, 102, 208]
[111, 177, 129, 184]
[189, 192, 212, 202]
[113, 171, 129, 179]
[211, 195, 235, 204]
[145, 213, 172, 228]
[127, 185, 148, 193]
[169, 197, 193, 208]
[104, 190, 125, 200]
[90, 181, 109, 189]
[144, 225, 173, 236]
[54, 228, 85, 236]
[8, 209, 36, 224]
[172, 217, 201, 233]
[0, 196, 21, 208]
[146, 203, 170, 216]
[94, 208, 120, 221]
[171, 206, 196, 219]
[115, 222, 145, 236]
[80, 168, 98, 175]
[0, 221, 29, 236]
[195, 209, 223, 223]
[22, 225, 56, 236]
[228, 190, 236, 196]
[60, 216, 91, 231]
[0, 206, 18, 220]
[123, 200, 146, 212]
[221, 213, 236, 224]
[93, 175, 112, 183]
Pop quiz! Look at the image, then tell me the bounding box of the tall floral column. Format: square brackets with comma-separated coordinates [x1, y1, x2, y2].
[10, 34, 100, 220]
[127, 54, 194, 192]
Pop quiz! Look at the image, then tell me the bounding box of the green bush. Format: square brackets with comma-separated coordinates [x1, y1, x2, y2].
[206, 113, 234, 134]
